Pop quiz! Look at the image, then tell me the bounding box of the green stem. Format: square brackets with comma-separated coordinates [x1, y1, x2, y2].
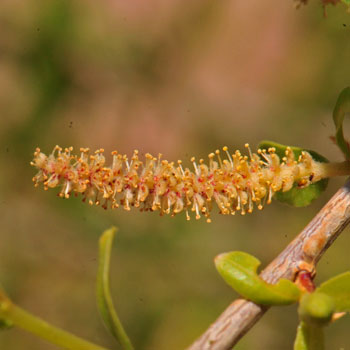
[321, 161, 350, 178]
[0, 290, 110, 350]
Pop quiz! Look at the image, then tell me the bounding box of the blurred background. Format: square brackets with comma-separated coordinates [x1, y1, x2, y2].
[1, 0, 350, 349]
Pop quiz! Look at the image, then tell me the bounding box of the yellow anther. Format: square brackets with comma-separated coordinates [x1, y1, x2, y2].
[31, 144, 324, 222]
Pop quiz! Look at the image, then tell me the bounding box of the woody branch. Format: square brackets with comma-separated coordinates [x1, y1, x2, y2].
[188, 178, 350, 350]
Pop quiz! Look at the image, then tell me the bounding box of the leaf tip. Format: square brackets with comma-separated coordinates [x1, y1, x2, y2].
[99, 226, 118, 244]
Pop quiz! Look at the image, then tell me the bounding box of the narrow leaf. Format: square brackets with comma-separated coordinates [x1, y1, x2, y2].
[294, 321, 325, 350]
[317, 271, 350, 312]
[258, 140, 328, 207]
[97, 227, 134, 350]
[333, 87, 350, 159]
[298, 292, 334, 326]
[294, 322, 308, 350]
[215, 251, 301, 305]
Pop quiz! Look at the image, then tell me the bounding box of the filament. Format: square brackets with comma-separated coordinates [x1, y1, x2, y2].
[31, 145, 332, 222]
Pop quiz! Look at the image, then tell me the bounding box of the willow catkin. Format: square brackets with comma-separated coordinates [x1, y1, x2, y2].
[31, 145, 327, 222]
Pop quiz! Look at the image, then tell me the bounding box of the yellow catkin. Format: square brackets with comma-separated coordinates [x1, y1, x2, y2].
[31, 145, 327, 222]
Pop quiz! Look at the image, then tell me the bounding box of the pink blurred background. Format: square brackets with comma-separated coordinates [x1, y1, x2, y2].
[1, 0, 350, 349]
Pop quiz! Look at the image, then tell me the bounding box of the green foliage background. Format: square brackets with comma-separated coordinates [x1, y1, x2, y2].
[0, 0, 350, 349]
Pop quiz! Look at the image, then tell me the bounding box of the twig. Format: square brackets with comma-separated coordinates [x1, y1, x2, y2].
[188, 179, 350, 350]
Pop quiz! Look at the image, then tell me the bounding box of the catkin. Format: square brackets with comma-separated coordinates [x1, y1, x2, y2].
[31, 145, 327, 222]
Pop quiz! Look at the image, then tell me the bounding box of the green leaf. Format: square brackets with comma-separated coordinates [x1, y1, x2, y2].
[294, 321, 325, 350]
[215, 251, 301, 305]
[298, 292, 335, 326]
[97, 227, 134, 350]
[258, 140, 329, 207]
[317, 271, 350, 312]
[333, 87, 350, 159]
[294, 322, 308, 350]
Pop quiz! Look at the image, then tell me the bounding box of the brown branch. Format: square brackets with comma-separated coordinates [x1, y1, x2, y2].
[188, 179, 350, 350]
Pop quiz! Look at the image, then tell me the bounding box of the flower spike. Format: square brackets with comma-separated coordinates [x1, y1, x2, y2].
[31, 145, 333, 222]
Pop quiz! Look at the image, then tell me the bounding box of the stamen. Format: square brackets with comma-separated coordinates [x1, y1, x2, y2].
[223, 146, 233, 168]
[267, 185, 273, 204]
[195, 202, 200, 220]
[245, 143, 253, 160]
[215, 149, 223, 167]
[257, 149, 270, 165]
[208, 153, 215, 171]
[31, 144, 327, 222]
[191, 157, 200, 176]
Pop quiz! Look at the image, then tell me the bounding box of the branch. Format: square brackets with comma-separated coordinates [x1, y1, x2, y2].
[188, 179, 350, 350]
